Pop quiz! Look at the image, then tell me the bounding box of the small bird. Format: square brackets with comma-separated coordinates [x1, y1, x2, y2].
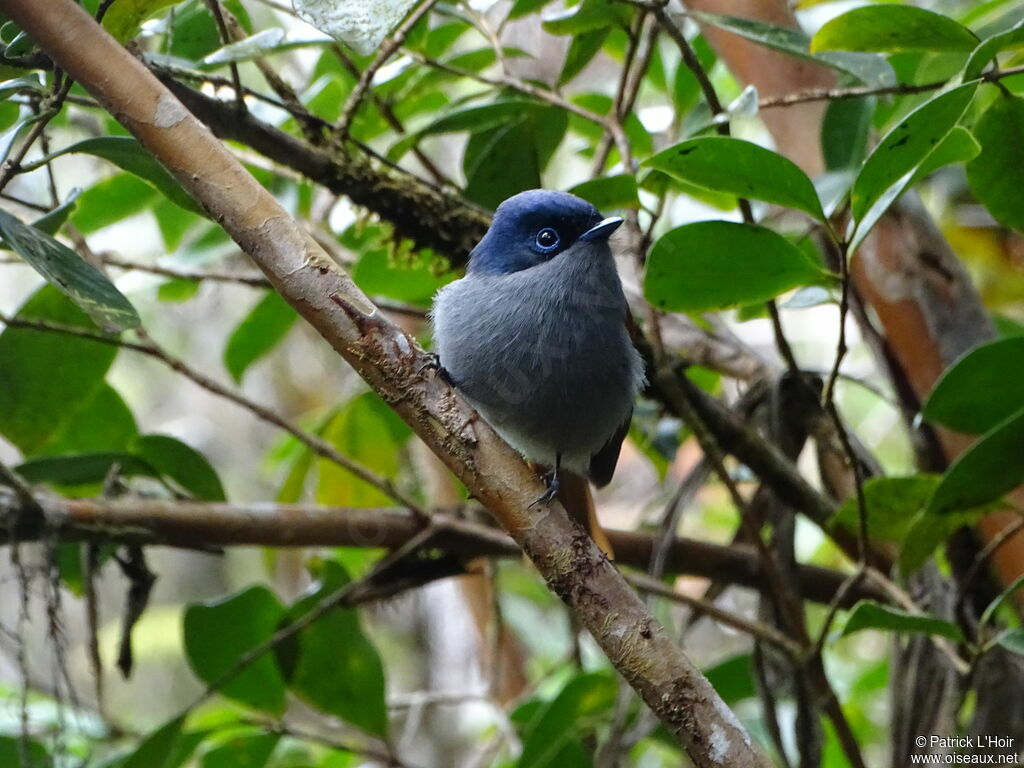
[431, 189, 645, 554]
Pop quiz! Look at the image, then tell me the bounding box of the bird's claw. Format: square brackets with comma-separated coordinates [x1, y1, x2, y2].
[529, 469, 561, 508]
[420, 352, 454, 385]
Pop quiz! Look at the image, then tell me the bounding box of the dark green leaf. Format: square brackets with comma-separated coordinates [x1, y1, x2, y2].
[965, 19, 1024, 79]
[831, 475, 940, 543]
[899, 508, 982, 575]
[279, 561, 388, 736]
[351, 248, 451, 305]
[644, 221, 825, 312]
[0, 286, 119, 455]
[224, 291, 298, 383]
[518, 672, 616, 768]
[559, 28, 608, 86]
[508, 0, 553, 20]
[121, 715, 189, 768]
[200, 731, 279, 768]
[0, 735, 51, 768]
[30, 188, 81, 236]
[70, 173, 158, 234]
[822, 97, 874, 171]
[0, 209, 139, 331]
[44, 383, 138, 455]
[183, 586, 288, 714]
[542, 0, 630, 36]
[134, 434, 226, 501]
[981, 573, 1024, 628]
[927, 407, 1024, 515]
[966, 96, 1024, 232]
[464, 119, 536, 210]
[102, 0, 178, 41]
[995, 628, 1024, 655]
[16, 452, 152, 486]
[645, 136, 824, 219]
[811, 6, 978, 54]
[40, 137, 201, 214]
[691, 10, 896, 87]
[850, 82, 977, 249]
[704, 654, 756, 705]
[567, 174, 639, 211]
[839, 600, 963, 641]
[924, 337, 1024, 434]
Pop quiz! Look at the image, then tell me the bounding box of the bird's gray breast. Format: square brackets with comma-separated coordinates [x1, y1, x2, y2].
[431, 246, 642, 470]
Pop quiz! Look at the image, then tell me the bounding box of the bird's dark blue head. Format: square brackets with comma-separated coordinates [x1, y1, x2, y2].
[468, 189, 623, 275]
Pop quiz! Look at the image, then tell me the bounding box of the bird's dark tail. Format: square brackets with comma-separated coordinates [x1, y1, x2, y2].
[554, 469, 614, 559]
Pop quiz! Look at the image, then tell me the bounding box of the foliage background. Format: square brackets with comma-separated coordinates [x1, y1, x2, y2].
[0, 0, 1023, 766]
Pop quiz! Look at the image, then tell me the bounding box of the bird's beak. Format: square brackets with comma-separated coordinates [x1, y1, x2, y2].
[579, 216, 624, 242]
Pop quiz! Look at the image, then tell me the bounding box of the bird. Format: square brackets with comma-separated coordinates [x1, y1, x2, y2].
[431, 189, 645, 555]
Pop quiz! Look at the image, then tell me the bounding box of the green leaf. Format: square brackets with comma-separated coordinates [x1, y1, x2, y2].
[121, 715, 190, 768]
[39, 137, 202, 214]
[350, 247, 451, 305]
[850, 82, 977, 249]
[183, 586, 288, 714]
[995, 628, 1024, 655]
[839, 600, 963, 641]
[567, 174, 639, 211]
[71, 172, 158, 234]
[279, 561, 388, 737]
[899, 508, 982, 575]
[831, 475, 940, 543]
[965, 19, 1024, 79]
[981, 573, 1024, 628]
[0, 286, 119, 455]
[44, 383, 139, 455]
[927, 407, 1024, 515]
[317, 393, 411, 507]
[811, 6, 978, 54]
[822, 97, 874, 171]
[0, 209, 139, 331]
[690, 10, 896, 87]
[224, 291, 298, 383]
[518, 672, 616, 768]
[704, 653, 756, 705]
[541, 0, 631, 36]
[134, 434, 227, 501]
[924, 337, 1024, 434]
[644, 221, 825, 313]
[201, 29, 296, 67]
[200, 731, 279, 768]
[102, 0, 179, 41]
[644, 136, 824, 220]
[0, 735, 51, 768]
[16, 452, 152, 487]
[508, 0, 554, 20]
[966, 96, 1024, 232]
[558, 28, 608, 86]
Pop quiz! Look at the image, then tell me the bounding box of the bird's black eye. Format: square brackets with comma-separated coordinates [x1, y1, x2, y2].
[535, 228, 560, 251]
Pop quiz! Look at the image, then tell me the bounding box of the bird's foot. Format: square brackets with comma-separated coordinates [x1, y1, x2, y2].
[419, 352, 454, 385]
[529, 469, 561, 508]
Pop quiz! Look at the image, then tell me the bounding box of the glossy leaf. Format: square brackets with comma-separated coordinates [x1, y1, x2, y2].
[29, 188, 81, 237]
[691, 10, 896, 87]
[102, 0, 178, 41]
[558, 28, 608, 85]
[224, 290, 298, 383]
[567, 174, 639, 211]
[645, 136, 824, 220]
[831, 475, 940, 543]
[821, 97, 874, 171]
[839, 600, 963, 641]
[644, 221, 825, 313]
[811, 6, 978, 54]
[183, 586, 288, 714]
[279, 561, 388, 736]
[0, 287, 119, 455]
[134, 434, 227, 501]
[966, 96, 1024, 232]
[924, 337, 1024, 434]
[927, 408, 1024, 515]
[121, 715, 189, 768]
[39, 137, 201, 214]
[965, 19, 1024, 79]
[200, 731, 279, 768]
[849, 82, 977, 249]
[517, 672, 616, 768]
[0, 209, 140, 331]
